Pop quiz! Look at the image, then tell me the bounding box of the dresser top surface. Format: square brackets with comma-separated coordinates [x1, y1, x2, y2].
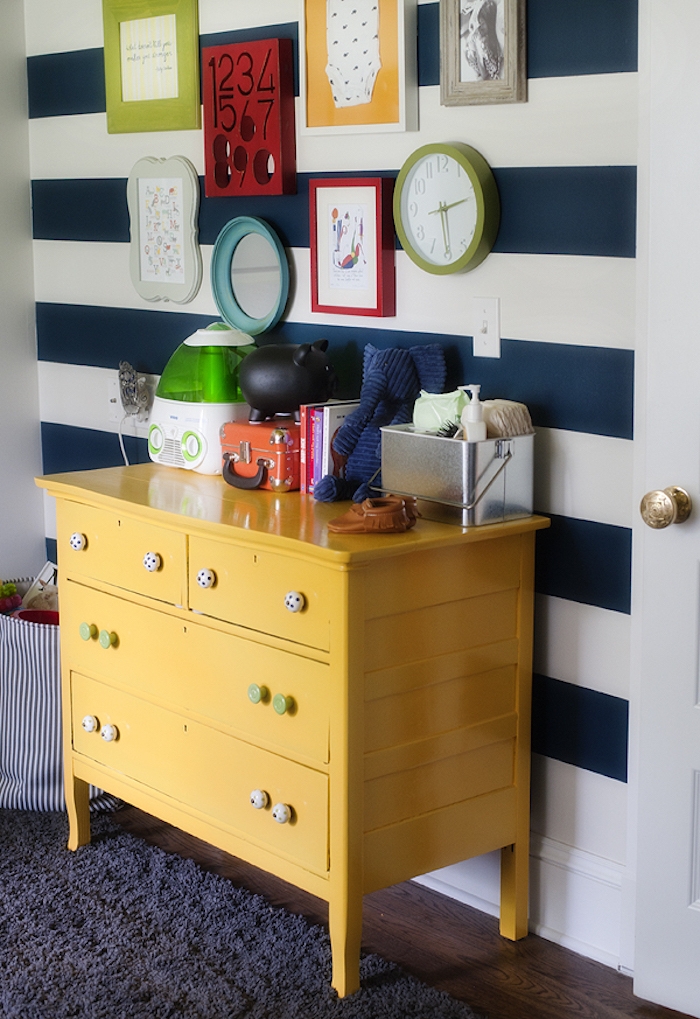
[38, 464, 549, 564]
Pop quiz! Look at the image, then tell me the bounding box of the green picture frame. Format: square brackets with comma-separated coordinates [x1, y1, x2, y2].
[102, 0, 200, 134]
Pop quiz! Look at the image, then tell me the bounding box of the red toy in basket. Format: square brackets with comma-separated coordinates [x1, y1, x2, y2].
[220, 418, 300, 493]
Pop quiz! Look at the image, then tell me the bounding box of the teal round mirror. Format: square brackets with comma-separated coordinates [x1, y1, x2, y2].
[211, 217, 289, 336]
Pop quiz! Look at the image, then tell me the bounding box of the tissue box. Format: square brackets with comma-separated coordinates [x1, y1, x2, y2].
[380, 425, 534, 526]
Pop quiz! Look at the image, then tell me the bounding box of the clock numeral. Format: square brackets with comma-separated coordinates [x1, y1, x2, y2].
[414, 178, 426, 196]
[437, 155, 449, 173]
[409, 201, 418, 217]
[256, 48, 277, 93]
[237, 51, 255, 95]
[212, 134, 232, 190]
[415, 224, 426, 241]
[218, 52, 234, 93]
[460, 237, 469, 250]
[258, 98, 274, 139]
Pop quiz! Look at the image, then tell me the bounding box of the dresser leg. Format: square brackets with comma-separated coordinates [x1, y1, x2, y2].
[499, 840, 529, 940]
[65, 775, 91, 851]
[329, 892, 362, 997]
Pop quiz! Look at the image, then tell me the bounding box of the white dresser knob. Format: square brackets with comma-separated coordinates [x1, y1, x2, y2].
[272, 802, 292, 824]
[284, 591, 305, 613]
[197, 568, 216, 589]
[100, 724, 119, 742]
[69, 532, 87, 551]
[249, 789, 269, 810]
[81, 715, 99, 733]
[143, 551, 162, 572]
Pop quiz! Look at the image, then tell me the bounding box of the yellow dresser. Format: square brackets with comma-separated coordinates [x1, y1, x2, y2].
[37, 464, 549, 997]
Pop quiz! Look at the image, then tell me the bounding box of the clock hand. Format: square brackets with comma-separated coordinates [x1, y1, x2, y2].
[431, 202, 451, 257]
[442, 197, 468, 213]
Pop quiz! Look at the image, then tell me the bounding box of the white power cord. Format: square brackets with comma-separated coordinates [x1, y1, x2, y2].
[117, 361, 151, 466]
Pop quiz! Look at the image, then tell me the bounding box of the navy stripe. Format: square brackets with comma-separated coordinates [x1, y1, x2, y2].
[32, 166, 637, 259]
[27, 48, 106, 119]
[535, 513, 633, 614]
[32, 178, 131, 243]
[417, 3, 440, 86]
[528, 0, 638, 79]
[36, 304, 634, 440]
[45, 538, 57, 564]
[494, 167, 637, 258]
[41, 422, 149, 476]
[26, 3, 638, 120]
[532, 674, 629, 781]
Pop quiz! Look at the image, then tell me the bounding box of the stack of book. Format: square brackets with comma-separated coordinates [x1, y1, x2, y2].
[299, 400, 360, 494]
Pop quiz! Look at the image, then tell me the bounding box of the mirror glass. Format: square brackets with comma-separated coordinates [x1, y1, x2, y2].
[230, 233, 281, 320]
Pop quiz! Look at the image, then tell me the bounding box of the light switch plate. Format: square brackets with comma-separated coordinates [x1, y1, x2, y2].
[472, 297, 501, 358]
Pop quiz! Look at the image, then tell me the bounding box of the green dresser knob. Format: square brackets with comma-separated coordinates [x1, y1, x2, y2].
[248, 683, 269, 705]
[99, 629, 118, 650]
[79, 622, 98, 641]
[273, 693, 294, 716]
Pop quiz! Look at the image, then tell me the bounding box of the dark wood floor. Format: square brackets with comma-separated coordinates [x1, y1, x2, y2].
[114, 805, 690, 1019]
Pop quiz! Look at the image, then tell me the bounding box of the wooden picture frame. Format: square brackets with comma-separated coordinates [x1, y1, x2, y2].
[126, 155, 202, 303]
[309, 177, 395, 317]
[300, 0, 417, 135]
[440, 0, 526, 106]
[102, 0, 200, 133]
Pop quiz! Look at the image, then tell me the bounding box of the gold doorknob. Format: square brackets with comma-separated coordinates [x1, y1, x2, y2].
[640, 486, 692, 528]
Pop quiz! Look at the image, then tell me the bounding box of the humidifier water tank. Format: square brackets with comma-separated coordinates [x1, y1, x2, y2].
[148, 323, 255, 474]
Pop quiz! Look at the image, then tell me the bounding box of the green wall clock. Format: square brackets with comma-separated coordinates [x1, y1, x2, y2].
[393, 142, 500, 275]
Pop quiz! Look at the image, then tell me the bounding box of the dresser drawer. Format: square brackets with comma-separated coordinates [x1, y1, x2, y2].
[188, 536, 332, 651]
[63, 581, 331, 762]
[71, 673, 329, 874]
[58, 501, 186, 606]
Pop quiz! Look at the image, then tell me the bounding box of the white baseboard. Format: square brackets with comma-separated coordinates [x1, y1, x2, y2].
[413, 834, 625, 970]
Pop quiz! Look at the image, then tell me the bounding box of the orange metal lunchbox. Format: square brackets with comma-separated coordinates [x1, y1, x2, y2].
[220, 418, 301, 493]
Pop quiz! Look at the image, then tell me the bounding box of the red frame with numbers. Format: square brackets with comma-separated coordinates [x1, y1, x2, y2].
[202, 37, 296, 198]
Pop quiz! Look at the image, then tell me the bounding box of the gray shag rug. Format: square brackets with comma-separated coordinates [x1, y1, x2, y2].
[0, 809, 482, 1019]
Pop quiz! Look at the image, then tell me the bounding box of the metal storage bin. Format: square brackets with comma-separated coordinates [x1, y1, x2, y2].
[380, 424, 534, 526]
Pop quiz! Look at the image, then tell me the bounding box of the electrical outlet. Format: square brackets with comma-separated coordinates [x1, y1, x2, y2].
[472, 297, 501, 358]
[107, 370, 157, 432]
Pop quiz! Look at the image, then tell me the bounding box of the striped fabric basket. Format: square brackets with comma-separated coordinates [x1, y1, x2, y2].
[0, 599, 117, 812]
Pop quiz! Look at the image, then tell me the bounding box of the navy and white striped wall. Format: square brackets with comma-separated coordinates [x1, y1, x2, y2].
[27, 0, 637, 881]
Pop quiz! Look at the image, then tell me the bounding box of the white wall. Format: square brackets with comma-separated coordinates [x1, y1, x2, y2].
[23, 0, 639, 971]
[0, 0, 45, 579]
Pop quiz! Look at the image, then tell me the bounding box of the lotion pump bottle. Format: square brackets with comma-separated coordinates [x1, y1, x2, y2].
[461, 384, 487, 441]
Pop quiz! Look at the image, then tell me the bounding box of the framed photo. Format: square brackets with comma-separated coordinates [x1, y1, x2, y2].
[300, 0, 417, 134]
[440, 0, 526, 106]
[102, 0, 200, 133]
[126, 155, 202, 304]
[309, 178, 395, 317]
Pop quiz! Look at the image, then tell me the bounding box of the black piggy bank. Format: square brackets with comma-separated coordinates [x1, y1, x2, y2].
[239, 339, 337, 422]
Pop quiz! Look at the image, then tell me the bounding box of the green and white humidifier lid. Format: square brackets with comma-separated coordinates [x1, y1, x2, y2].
[148, 323, 255, 475]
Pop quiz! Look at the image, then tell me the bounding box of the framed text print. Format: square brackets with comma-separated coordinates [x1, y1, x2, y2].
[309, 177, 395, 317]
[300, 0, 417, 134]
[102, 0, 200, 133]
[202, 38, 296, 198]
[440, 0, 526, 106]
[126, 155, 202, 303]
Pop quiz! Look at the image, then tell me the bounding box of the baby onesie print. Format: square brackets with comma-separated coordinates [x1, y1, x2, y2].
[325, 0, 381, 108]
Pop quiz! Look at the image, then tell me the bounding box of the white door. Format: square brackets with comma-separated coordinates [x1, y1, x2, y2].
[633, 2, 700, 1015]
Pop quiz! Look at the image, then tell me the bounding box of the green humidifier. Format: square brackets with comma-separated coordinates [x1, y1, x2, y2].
[148, 323, 255, 474]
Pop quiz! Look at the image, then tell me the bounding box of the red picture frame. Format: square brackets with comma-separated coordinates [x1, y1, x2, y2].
[201, 38, 296, 198]
[309, 177, 395, 317]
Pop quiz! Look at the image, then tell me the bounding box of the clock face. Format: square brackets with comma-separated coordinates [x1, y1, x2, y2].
[202, 38, 296, 198]
[394, 143, 500, 274]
